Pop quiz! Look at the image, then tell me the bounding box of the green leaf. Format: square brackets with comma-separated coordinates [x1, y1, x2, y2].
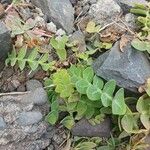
[40, 53, 49, 63]
[86, 85, 101, 101]
[76, 101, 87, 120]
[131, 38, 150, 52]
[101, 80, 116, 107]
[56, 48, 67, 60]
[140, 114, 150, 130]
[97, 146, 114, 150]
[18, 60, 26, 70]
[46, 110, 58, 125]
[83, 67, 94, 82]
[28, 48, 38, 60]
[17, 46, 27, 59]
[86, 21, 101, 33]
[136, 95, 150, 114]
[28, 61, 39, 71]
[53, 69, 74, 98]
[67, 102, 77, 112]
[93, 75, 104, 89]
[76, 142, 97, 150]
[76, 79, 90, 94]
[121, 114, 140, 133]
[61, 116, 75, 130]
[112, 88, 126, 115]
[85, 106, 95, 119]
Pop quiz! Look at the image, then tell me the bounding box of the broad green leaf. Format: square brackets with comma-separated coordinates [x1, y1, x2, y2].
[18, 60, 26, 70]
[28, 48, 38, 60]
[121, 114, 140, 133]
[86, 85, 101, 101]
[46, 110, 58, 125]
[41, 63, 51, 71]
[76, 101, 87, 120]
[101, 80, 116, 107]
[112, 88, 126, 115]
[51, 100, 59, 110]
[40, 53, 49, 63]
[67, 102, 77, 112]
[28, 61, 39, 71]
[83, 67, 94, 82]
[136, 95, 150, 114]
[140, 114, 150, 130]
[56, 48, 67, 60]
[68, 93, 80, 103]
[18, 47, 27, 59]
[50, 37, 58, 50]
[97, 146, 114, 150]
[61, 116, 75, 130]
[86, 21, 100, 33]
[86, 21, 96, 33]
[100, 107, 112, 114]
[76, 142, 97, 150]
[53, 69, 74, 98]
[76, 79, 90, 94]
[131, 38, 150, 52]
[85, 106, 95, 119]
[93, 75, 104, 89]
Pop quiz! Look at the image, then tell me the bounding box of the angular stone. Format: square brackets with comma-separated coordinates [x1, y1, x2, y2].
[22, 87, 48, 105]
[69, 30, 86, 52]
[17, 111, 43, 126]
[26, 79, 43, 91]
[0, 117, 6, 130]
[93, 40, 150, 92]
[0, 21, 12, 71]
[89, 0, 121, 26]
[71, 118, 111, 137]
[115, 0, 147, 13]
[31, 0, 74, 34]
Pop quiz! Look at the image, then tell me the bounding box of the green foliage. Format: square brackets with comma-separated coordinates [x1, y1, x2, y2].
[46, 65, 127, 129]
[5, 46, 54, 71]
[52, 69, 74, 98]
[131, 38, 150, 53]
[71, 137, 101, 150]
[50, 35, 68, 60]
[131, 3, 150, 53]
[5, 15, 35, 37]
[86, 21, 101, 33]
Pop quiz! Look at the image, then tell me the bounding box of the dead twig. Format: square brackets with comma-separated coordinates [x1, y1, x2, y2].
[0, 91, 30, 97]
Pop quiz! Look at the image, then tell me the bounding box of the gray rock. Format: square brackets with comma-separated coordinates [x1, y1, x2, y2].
[56, 29, 66, 36]
[115, 0, 147, 13]
[93, 40, 150, 92]
[23, 87, 48, 105]
[89, 0, 121, 26]
[69, 30, 86, 52]
[26, 79, 43, 91]
[0, 0, 12, 4]
[47, 22, 57, 33]
[31, 0, 74, 34]
[71, 118, 111, 137]
[17, 111, 43, 126]
[0, 117, 6, 130]
[0, 21, 12, 71]
[125, 13, 137, 30]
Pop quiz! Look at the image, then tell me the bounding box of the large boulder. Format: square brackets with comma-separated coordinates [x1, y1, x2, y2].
[31, 0, 74, 34]
[93, 39, 150, 92]
[0, 21, 12, 71]
[88, 0, 121, 26]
